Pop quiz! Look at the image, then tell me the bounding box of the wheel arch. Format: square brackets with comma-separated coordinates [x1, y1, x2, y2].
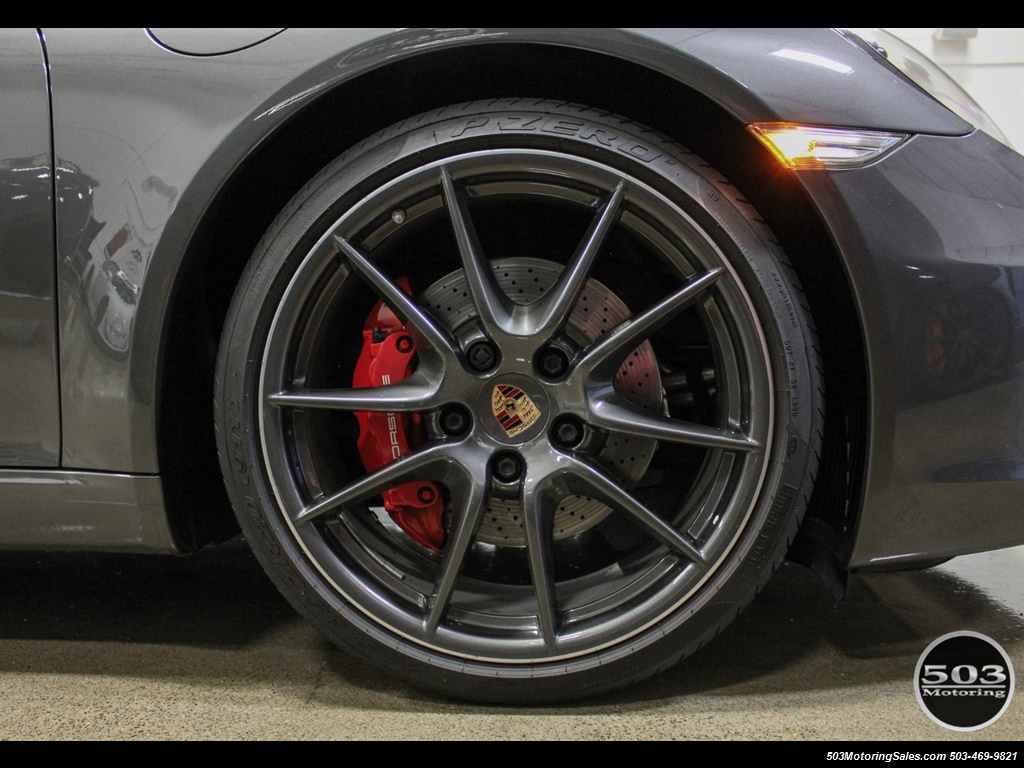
[154, 40, 869, 575]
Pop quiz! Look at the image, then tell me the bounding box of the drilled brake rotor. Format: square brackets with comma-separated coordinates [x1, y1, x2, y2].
[420, 257, 662, 546]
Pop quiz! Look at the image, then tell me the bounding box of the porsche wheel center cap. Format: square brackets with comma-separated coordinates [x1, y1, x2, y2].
[477, 376, 548, 444]
[491, 384, 541, 437]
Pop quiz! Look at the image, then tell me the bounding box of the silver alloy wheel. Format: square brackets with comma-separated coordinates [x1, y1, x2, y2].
[256, 148, 773, 662]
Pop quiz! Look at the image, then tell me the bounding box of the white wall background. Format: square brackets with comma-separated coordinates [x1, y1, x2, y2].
[885, 28, 1024, 151]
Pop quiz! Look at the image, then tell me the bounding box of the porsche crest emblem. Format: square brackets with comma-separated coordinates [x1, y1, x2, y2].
[491, 384, 541, 437]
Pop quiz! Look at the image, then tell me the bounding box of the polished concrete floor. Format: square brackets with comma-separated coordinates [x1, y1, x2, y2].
[1, 538, 1020, 741]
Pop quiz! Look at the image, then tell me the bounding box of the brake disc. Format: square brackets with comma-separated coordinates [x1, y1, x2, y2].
[420, 257, 662, 546]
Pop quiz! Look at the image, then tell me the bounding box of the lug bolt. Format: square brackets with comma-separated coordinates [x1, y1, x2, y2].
[538, 348, 569, 379]
[552, 417, 583, 448]
[492, 452, 523, 483]
[467, 341, 497, 371]
[440, 406, 470, 437]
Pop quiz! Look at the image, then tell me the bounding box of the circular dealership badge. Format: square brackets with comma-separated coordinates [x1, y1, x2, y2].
[914, 631, 1014, 731]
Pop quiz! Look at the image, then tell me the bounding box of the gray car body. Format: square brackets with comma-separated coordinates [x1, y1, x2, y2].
[1, 28, 1021, 575]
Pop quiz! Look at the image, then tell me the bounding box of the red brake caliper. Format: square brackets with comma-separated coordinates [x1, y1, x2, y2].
[353, 280, 445, 552]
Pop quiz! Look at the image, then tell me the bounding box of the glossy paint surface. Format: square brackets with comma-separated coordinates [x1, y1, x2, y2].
[0, 29, 60, 466]
[147, 28, 285, 56]
[633, 27, 973, 134]
[45, 29, 308, 471]
[0, 469, 173, 552]
[804, 131, 1024, 568]
[44, 28, 405, 471]
[42, 27, 973, 475]
[0, 28, 1019, 567]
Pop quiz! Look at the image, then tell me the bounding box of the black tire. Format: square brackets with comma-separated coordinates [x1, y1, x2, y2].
[215, 99, 823, 703]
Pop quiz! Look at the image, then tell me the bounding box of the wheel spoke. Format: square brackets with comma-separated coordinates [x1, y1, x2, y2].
[562, 455, 708, 570]
[531, 182, 625, 339]
[588, 393, 761, 452]
[333, 234, 458, 358]
[439, 167, 514, 337]
[425, 472, 487, 634]
[293, 444, 452, 525]
[268, 373, 440, 412]
[522, 481, 559, 651]
[577, 268, 724, 382]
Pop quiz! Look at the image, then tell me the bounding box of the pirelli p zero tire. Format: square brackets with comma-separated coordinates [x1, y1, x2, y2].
[215, 99, 823, 703]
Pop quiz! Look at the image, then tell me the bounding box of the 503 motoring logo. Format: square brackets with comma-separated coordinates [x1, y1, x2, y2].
[914, 631, 1015, 731]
